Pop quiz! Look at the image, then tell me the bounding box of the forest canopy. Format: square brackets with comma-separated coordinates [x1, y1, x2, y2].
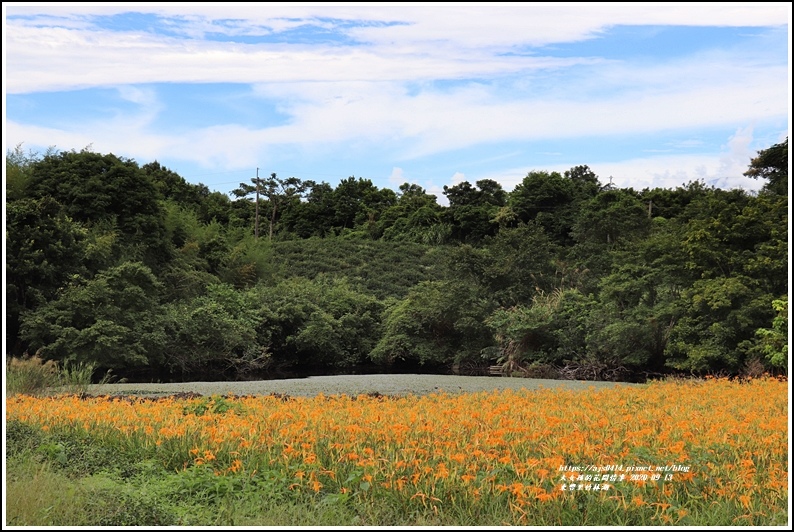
[5, 139, 788, 381]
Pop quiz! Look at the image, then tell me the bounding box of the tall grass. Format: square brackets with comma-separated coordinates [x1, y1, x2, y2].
[5, 355, 60, 396]
[5, 355, 114, 397]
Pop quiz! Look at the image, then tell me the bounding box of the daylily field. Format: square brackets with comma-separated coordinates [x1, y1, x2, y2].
[5, 376, 789, 526]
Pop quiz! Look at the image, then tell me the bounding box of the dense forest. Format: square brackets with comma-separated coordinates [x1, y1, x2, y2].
[5, 139, 788, 382]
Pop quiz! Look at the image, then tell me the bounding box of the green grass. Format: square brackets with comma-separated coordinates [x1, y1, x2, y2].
[5, 355, 115, 397]
[5, 383, 789, 527]
[5, 454, 176, 526]
[6, 423, 788, 527]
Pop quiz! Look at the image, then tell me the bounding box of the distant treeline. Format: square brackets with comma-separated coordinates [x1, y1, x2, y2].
[5, 139, 788, 381]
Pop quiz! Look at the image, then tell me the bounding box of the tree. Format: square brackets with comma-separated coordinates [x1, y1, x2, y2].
[142, 161, 210, 210]
[379, 183, 445, 242]
[569, 188, 652, 286]
[665, 276, 772, 373]
[331, 177, 397, 234]
[475, 222, 558, 306]
[484, 289, 565, 374]
[218, 235, 276, 289]
[564, 165, 601, 202]
[639, 181, 712, 221]
[161, 283, 264, 377]
[252, 276, 383, 368]
[751, 296, 788, 369]
[19, 262, 167, 370]
[508, 170, 576, 243]
[679, 188, 785, 287]
[25, 149, 170, 270]
[6, 196, 88, 355]
[284, 181, 336, 237]
[370, 280, 493, 367]
[233, 173, 312, 240]
[442, 180, 506, 242]
[744, 137, 788, 196]
[589, 260, 680, 374]
[6, 143, 55, 201]
[198, 191, 234, 226]
[572, 189, 651, 247]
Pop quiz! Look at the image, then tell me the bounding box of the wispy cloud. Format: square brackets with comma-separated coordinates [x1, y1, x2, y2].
[4, 3, 789, 195]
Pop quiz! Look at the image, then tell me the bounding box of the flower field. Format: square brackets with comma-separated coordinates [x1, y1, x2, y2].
[5, 377, 789, 526]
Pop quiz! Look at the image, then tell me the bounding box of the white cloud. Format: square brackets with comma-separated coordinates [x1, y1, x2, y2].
[716, 125, 756, 181]
[240, 69, 786, 162]
[467, 126, 771, 194]
[5, 24, 589, 93]
[575, 151, 765, 193]
[388, 166, 405, 187]
[4, 3, 788, 195]
[5, 3, 789, 93]
[7, 3, 788, 47]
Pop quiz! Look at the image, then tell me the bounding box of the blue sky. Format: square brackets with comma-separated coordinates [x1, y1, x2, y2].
[3, 3, 791, 204]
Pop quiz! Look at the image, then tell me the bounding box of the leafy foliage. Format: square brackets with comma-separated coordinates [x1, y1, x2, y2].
[750, 296, 788, 369]
[20, 262, 167, 369]
[161, 283, 263, 376]
[5, 142, 788, 379]
[254, 276, 383, 368]
[25, 150, 170, 268]
[743, 137, 788, 196]
[270, 237, 443, 300]
[371, 280, 493, 366]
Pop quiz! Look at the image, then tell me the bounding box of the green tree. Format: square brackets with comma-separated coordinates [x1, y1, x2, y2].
[638, 180, 712, 221]
[565, 165, 602, 202]
[6, 197, 88, 355]
[330, 177, 397, 236]
[661, 159, 787, 374]
[442, 179, 506, 242]
[197, 228, 230, 276]
[161, 283, 264, 377]
[678, 190, 786, 295]
[370, 280, 492, 367]
[751, 296, 788, 369]
[380, 183, 445, 243]
[679, 188, 754, 278]
[253, 276, 383, 368]
[509, 170, 576, 243]
[142, 161, 211, 210]
[484, 289, 566, 374]
[198, 191, 234, 226]
[233, 173, 313, 240]
[283, 181, 336, 238]
[218, 235, 275, 289]
[572, 189, 651, 247]
[19, 262, 167, 370]
[6, 143, 55, 201]
[25, 149, 171, 270]
[665, 276, 772, 373]
[744, 137, 788, 196]
[448, 222, 557, 307]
